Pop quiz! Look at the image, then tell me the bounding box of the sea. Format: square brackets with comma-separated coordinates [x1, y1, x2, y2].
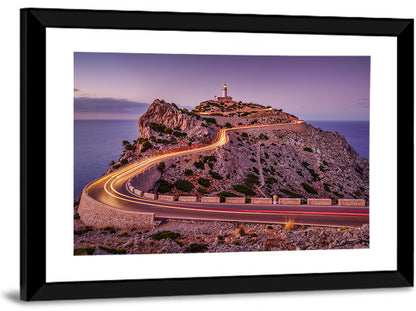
[73, 119, 369, 199]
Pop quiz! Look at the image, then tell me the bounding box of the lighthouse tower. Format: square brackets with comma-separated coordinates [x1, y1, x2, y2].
[222, 84, 228, 97]
[217, 83, 233, 103]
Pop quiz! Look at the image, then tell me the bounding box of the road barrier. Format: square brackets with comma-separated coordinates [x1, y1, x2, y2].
[278, 198, 301, 205]
[133, 189, 143, 197]
[143, 192, 157, 200]
[251, 198, 273, 204]
[307, 198, 332, 206]
[201, 197, 221, 203]
[158, 195, 175, 202]
[338, 199, 366, 207]
[178, 196, 198, 202]
[225, 197, 245, 204]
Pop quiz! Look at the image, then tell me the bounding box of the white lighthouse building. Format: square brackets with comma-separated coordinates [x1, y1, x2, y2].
[222, 84, 227, 97]
[218, 83, 233, 103]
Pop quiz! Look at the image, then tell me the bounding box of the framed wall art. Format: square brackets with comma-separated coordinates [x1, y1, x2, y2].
[21, 8, 413, 300]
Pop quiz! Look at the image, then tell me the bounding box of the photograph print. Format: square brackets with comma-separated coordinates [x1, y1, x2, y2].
[73, 53, 370, 256]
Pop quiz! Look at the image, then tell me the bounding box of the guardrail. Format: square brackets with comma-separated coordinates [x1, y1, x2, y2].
[126, 185, 368, 207]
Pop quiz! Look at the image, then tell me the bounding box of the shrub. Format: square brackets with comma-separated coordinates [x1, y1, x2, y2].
[157, 179, 173, 193]
[209, 170, 223, 180]
[74, 246, 96, 256]
[198, 177, 211, 187]
[149, 122, 168, 133]
[284, 218, 296, 230]
[203, 117, 217, 125]
[332, 191, 344, 198]
[250, 158, 257, 162]
[225, 122, 232, 128]
[237, 224, 246, 236]
[232, 185, 256, 196]
[74, 225, 93, 235]
[244, 173, 260, 187]
[302, 182, 317, 194]
[259, 133, 269, 140]
[122, 140, 134, 151]
[194, 161, 205, 170]
[265, 177, 278, 184]
[184, 169, 193, 176]
[218, 191, 240, 202]
[184, 243, 208, 253]
[137, 137, 148, 144]
[141, 141, 152, 152]
[173, 131, 187, 137]
[174, 179, 195, 192]
[303, 147, 313, 152]
[150, 231, 181, 241]
[296, 170, 304, 177]
[281, 189, 304, 198]
[241, 132, 248, 138]
[301, 161, 310, 168]
[157, 161, 165, 172]
[197, 187, 209, 194]
[308, 169, 320, 181]
[219, 191, 239, 197]
[203, 155, 216, 163]
[322, 160, 329, 166]
[98, 246, 126, 255]
[103, 226, 116, 234]
[120, 158, 128, 165]
[323, 183, 331, 192]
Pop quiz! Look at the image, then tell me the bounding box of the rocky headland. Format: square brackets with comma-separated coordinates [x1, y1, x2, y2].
[106, 99, 369, 205]
[75, 98, 369, 254]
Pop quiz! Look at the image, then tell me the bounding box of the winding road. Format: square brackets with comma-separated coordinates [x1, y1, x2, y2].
[85, 122, 369, 227]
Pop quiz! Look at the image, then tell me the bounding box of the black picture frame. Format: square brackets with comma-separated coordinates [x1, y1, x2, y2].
[20, 8, 414, 301]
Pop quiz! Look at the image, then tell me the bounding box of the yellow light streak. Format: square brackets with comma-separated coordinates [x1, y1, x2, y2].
[88, 122, 307, 217]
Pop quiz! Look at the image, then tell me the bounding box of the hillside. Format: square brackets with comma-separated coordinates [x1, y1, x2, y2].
[107, 99, 369, 205]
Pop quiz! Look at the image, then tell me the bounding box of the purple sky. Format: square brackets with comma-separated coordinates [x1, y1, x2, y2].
[74, 53, 370, 120]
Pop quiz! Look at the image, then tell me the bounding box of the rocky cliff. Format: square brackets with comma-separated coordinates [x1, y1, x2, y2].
[106, 99, 218, 174]
[138, 99, 217, 143]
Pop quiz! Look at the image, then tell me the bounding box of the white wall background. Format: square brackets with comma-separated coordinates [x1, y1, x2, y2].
[0, 0, 414, 310]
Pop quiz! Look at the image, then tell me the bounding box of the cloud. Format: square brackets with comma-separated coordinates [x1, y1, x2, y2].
[74, 88, 80, 92]
[356, 98, 369, 108]
[74, 97, 150, 114]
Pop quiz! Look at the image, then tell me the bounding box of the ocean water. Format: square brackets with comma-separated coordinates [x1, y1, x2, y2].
[74, 119, 369, 199]
[74, 120, 139, 199]
[307, 120, 369, 160]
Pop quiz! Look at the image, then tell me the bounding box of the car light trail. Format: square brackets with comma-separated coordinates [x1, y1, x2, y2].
[85, 121, 368, 219]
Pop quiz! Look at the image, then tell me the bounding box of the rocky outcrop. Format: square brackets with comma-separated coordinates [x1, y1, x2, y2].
[138, 99, 217, 144]
[105, 99, 218, 174]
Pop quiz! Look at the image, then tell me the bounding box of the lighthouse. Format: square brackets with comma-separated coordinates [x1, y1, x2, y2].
[217, 83, 233, 103]
[222, 84, 227, 98]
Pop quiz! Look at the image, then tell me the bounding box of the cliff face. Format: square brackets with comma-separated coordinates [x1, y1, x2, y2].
[106, 99, 218, 174]
[138, 99, 217, 144]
